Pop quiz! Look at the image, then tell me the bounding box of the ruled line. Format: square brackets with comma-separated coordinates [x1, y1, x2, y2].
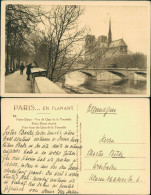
[85, 156, 146, 159]
[84, 169, 145, 171]
[124, 157, 146, 158]
[85, 182, 146, 184]
[99, 143, 146, 144]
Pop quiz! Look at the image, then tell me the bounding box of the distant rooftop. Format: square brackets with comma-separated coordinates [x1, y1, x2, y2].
[109, 39, 127, 48]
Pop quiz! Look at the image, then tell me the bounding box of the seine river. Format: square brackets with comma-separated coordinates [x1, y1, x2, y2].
[83, 77, 146, 94]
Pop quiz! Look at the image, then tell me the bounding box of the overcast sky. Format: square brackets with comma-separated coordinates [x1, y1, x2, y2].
[79, 5, 149, 54]
[4, 2, 148, 54]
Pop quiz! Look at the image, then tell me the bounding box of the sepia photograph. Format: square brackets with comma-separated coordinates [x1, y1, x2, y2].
[1, 1, 150, 96]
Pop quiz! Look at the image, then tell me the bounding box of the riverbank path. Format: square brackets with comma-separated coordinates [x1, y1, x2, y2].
[5, 70, 32, 93]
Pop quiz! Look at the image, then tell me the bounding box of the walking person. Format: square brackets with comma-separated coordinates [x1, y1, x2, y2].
[20, 63, 25, 75]
[26, 63, 32, 80]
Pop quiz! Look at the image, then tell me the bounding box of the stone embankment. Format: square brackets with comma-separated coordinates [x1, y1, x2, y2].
[56, 82, 98, 94]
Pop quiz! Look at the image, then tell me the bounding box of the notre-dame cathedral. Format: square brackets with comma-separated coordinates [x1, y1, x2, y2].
[85, 19, 128, 60]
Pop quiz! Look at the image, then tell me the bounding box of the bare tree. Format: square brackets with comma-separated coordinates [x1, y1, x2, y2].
[41, 5, 88, 82]
[28, 5, 104, 82]
[5, 4, 46, 74]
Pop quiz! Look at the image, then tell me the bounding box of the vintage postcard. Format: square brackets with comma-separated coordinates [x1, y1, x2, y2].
[1, 1, 150, 97]
[1, 98, 150, 194]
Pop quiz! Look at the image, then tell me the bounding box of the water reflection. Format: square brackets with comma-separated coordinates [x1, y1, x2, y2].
[83, 77, 146, 94]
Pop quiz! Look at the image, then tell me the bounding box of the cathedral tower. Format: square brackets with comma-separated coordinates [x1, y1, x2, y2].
[108, 18, 112, 46]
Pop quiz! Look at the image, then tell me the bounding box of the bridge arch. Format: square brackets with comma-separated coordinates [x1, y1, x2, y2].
[96, 70, 126, 81]
[135, 71, 146, 76]
[132, 72, 146, 81]
[80, 71, 93, 76]
[80, 70, 96, 77]
[108, 70, 126, 78]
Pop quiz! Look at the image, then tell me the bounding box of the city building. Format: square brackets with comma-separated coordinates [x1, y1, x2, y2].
[85, 18, 128, 60]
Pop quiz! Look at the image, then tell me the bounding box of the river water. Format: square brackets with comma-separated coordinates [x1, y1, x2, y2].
[83, 77, 146, 94]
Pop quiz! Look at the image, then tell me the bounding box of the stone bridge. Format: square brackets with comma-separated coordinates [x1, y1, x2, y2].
[77, 68, 147, 80]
